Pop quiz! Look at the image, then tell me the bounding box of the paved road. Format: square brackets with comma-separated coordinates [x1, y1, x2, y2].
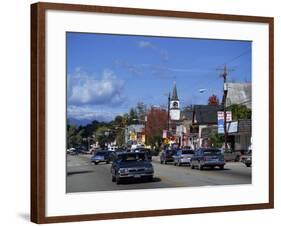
[66, 154, 251, 193]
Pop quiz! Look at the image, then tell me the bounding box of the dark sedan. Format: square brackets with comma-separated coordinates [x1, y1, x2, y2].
[111, 152, 154, 184]
[91, 151, 110, 165]
[160, 149, 177, 164]
[191, 148, 225, 170]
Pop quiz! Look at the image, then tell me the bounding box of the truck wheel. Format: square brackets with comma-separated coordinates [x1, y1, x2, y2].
[246, 163, 251, 167]
[219, 165, 224, 170]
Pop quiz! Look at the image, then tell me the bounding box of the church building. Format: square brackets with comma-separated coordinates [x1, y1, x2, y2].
[169, 82, 181, 135]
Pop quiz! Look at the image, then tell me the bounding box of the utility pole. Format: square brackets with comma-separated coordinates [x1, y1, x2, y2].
[217, 65, 234, 150]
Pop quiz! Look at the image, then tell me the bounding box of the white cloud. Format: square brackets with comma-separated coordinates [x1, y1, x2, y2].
[67, 105, 119, 121]
[136, 40, 168, 62]
[137, 40, 155, 49]
[68, 69, 125, 106]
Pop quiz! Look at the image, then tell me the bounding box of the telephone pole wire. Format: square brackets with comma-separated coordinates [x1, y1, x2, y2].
[217, 64, 234, 150]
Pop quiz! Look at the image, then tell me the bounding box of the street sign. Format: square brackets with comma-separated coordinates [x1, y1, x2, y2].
[227, 121, 238, 133]
[218, 120, 224, 134]
[217, 111, 232, 134]
[217, 111, 232, 121]
[226, 111, 232, 122]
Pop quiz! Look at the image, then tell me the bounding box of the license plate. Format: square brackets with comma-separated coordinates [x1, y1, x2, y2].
[134, 175, 141, 178]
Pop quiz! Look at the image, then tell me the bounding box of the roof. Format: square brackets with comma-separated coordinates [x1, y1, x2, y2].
[171, 82, 179, 101]
[193, 105, 223, 125]
[180, 107, 193, 120]
[226, 83, 252, 109]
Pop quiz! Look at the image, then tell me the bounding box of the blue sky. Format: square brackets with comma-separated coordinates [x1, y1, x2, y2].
[67, 32, 251, 122]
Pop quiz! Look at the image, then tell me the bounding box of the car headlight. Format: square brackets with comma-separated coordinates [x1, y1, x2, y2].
[118, 168, 129, 173]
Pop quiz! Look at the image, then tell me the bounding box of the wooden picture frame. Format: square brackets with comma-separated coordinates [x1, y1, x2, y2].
[31, 2, 274, 224]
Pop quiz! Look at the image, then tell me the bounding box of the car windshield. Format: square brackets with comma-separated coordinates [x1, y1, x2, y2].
[203, 149, 221, 156]
[95, 152, 107, 156]
[119, 153, 146, 162]
[182, 150, 194, 155]
[166, 150, 176, 154]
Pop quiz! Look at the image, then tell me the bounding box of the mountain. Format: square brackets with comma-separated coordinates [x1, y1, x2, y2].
[67, 118, 93, 126]
[67, 115, 112, 126]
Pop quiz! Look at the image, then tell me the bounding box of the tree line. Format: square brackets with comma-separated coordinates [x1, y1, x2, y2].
[68, 95, 251, 150]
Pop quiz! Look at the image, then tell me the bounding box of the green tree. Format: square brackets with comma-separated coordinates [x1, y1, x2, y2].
[115, 129, 125, 147]
[136, 102, 147, 122]
[227, 104, 251, 120]
[112, 115, 126, 146]
[67, 125, 82, 148]
[95, 126, 115, 148]
[209, 132, 224, 148]
[128, 108, 138, 124]
[151, 134, 163, 148]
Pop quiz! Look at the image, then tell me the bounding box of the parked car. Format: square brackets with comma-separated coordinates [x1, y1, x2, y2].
[173, 149, 195, 166]
[240, 150, 252, 167]
[74, 146, 88, 154]
[91, 151, 110, 165]
[191, 148, 225, 170]
[131, 144, 145, 151]
[111, 152, 154, 184]
[67, 148, 77, 155]
[222, 148, 241, 162]
[160, 149, 177, 164]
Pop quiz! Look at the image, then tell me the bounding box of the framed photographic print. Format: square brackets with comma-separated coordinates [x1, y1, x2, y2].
[31, 2, 274, 224]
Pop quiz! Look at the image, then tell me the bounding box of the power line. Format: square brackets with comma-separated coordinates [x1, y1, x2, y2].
[223, 48, 251, 66]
